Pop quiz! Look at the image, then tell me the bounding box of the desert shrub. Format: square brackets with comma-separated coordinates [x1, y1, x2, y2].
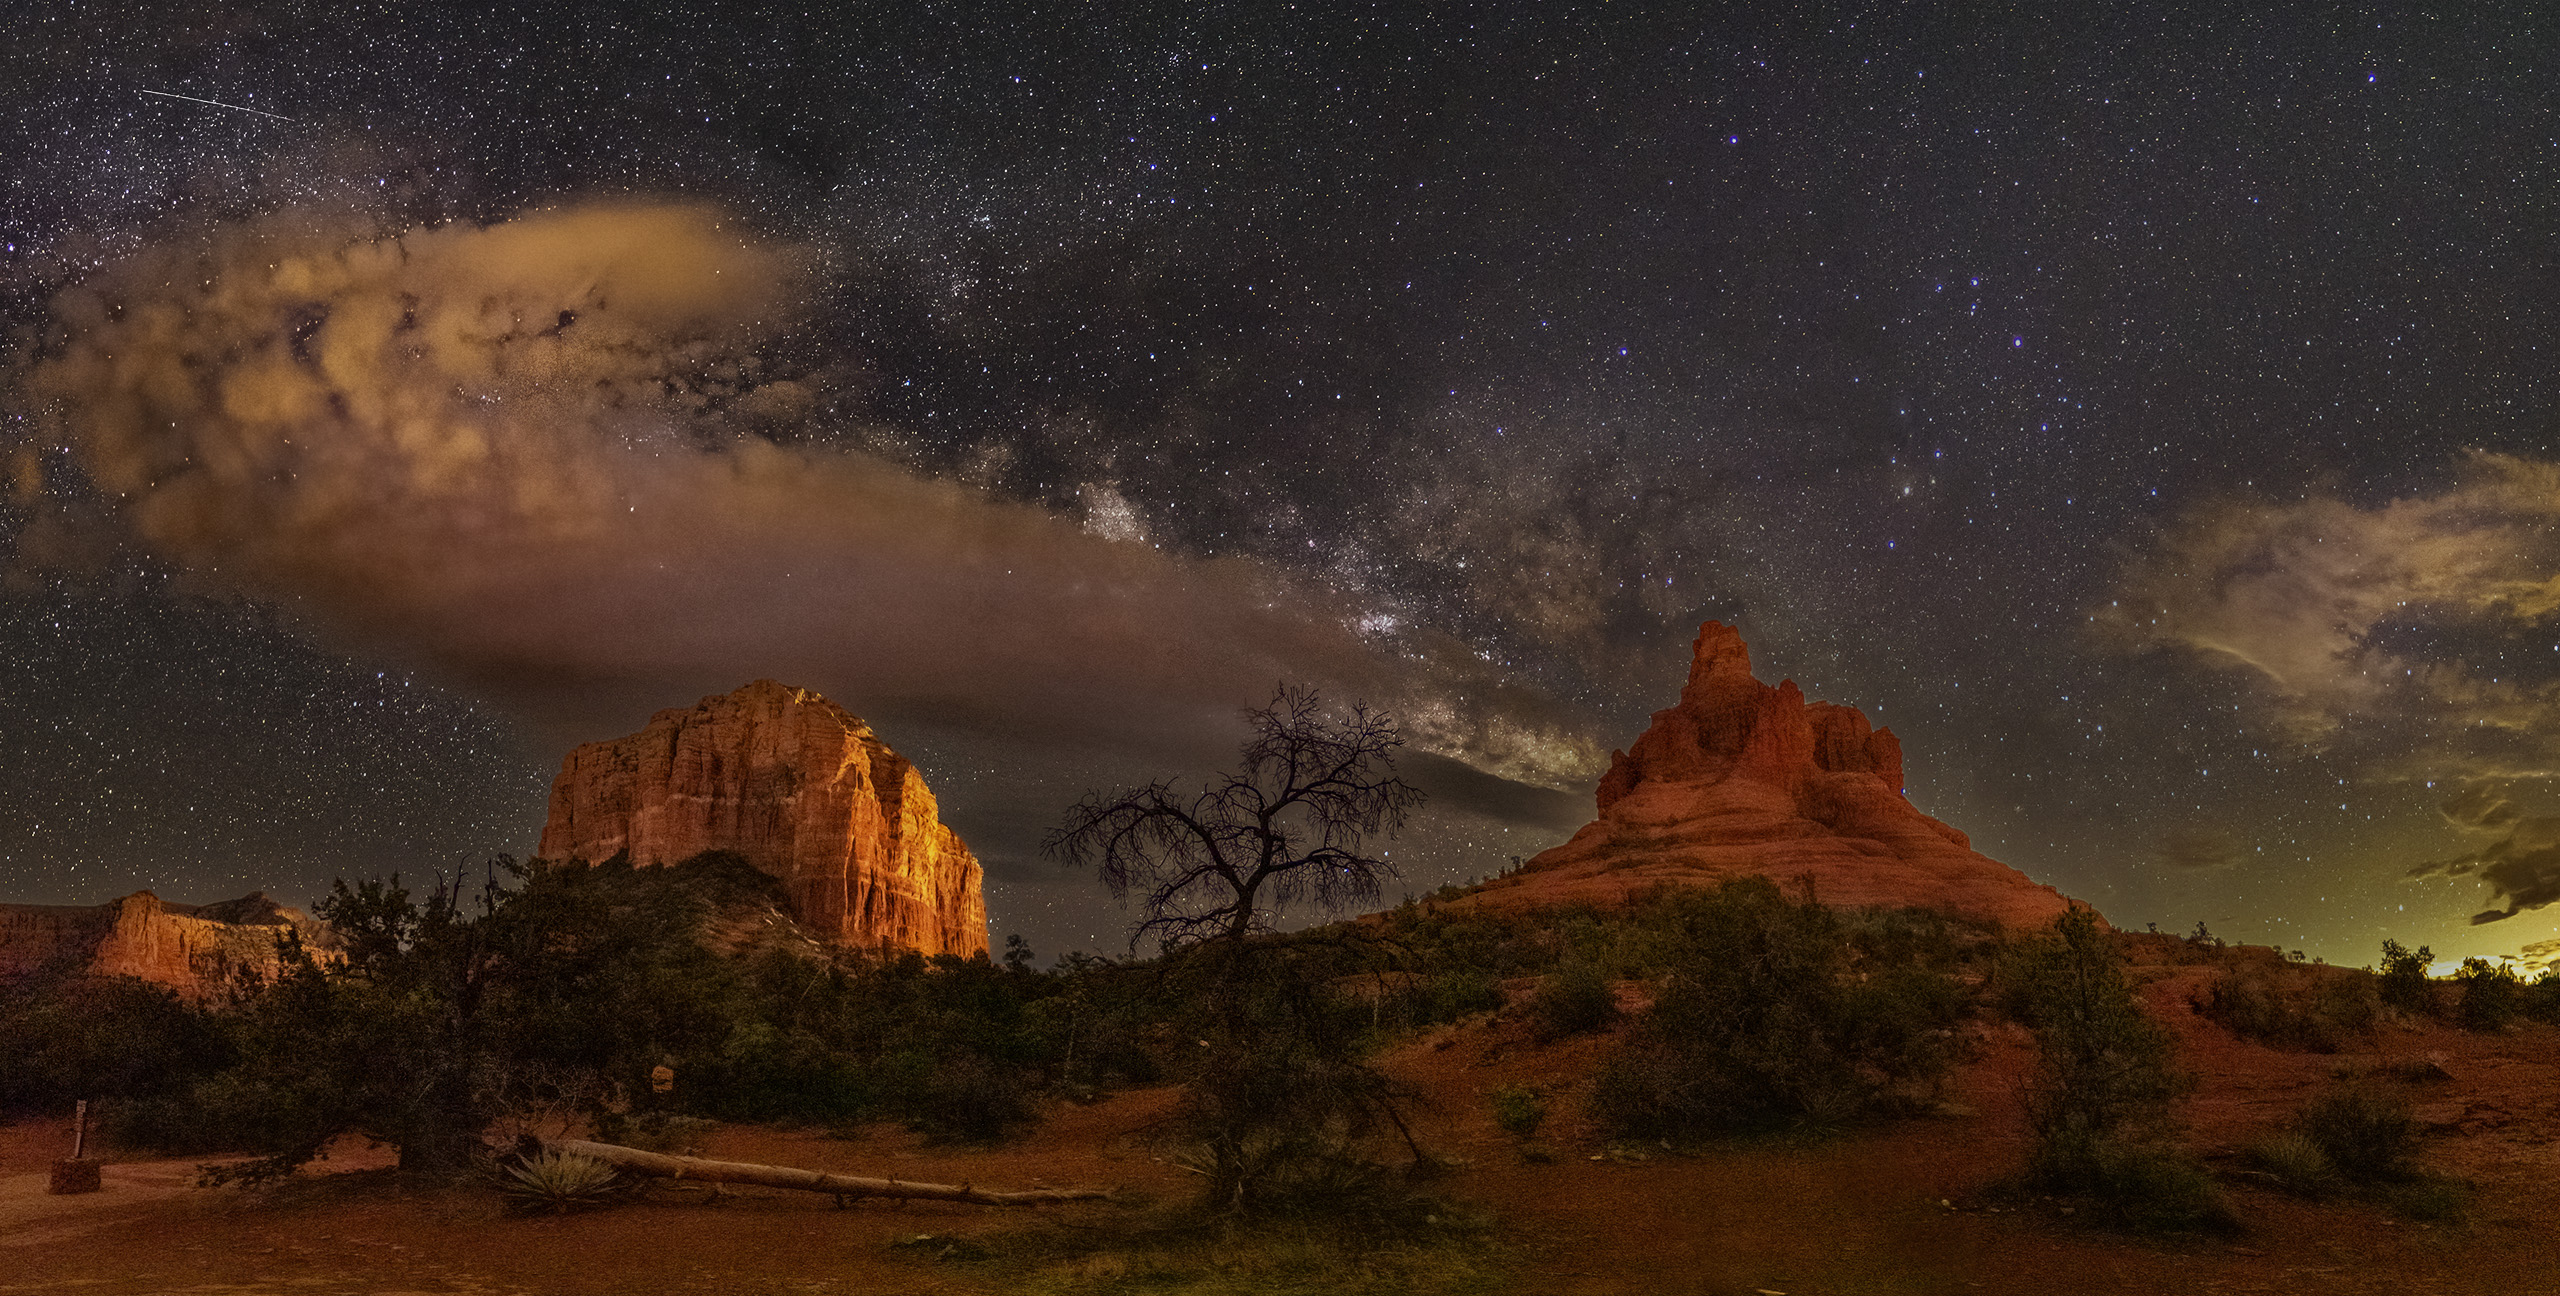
[2194, 965, 2376, 1053]
[1586, 877, 1969, 1140]
[1526, 961, 1619, 1042]
[2377, 939, 2435, 1015]
[1488, 1085, 1546, 1139]
[2299, 1084, 2417, 1182]
[130, 853, 1091, 1178]
[2073, 1146, 2236, 1232]
[1164, 939, 1422, 1217]
[498, 1151, 624, 1214]
[2247, 1130, 2344, 1198]
[1418, 968, 1504, 1022]
[2015, 908, 2224, 1229]
[2270, 1083, 2465, 1220]
[0, 972, 230, 1118]
[2524, 969, 2560, 1025]
[1372, 903, 1549, 978]
[1374, 968, 1504, 1029]
[2390, 1178, 2471, 1222]
[689, 947, 1071, 1141]
[586, 1109, 715, 1153]
[2453, 957, 2521, 1032]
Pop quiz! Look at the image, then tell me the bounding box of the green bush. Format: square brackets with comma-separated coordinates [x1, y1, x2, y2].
[0, 972, 231, 1120]
[1488, 1085, 1546, 1139]
[1526, 962, 1619, 1042]
[2525, 969, 2560, 1025]
[1586, 878, 1969, 1140]
[1373, 968, 1505, 1029]
[2377, 939, 2434, 1015]
[2077, 1145, 2238, 1232]
[2299, 1084, 2417, 1183]
[116, 854, 1101, 1177]
[2194, 965, 2377, 1053]
[2014, 909, 2224, 1229]
[1163, 940, 1420, 1217]
[1417, 969, 1504, 1022]
[2453, 957, 2521, 1032]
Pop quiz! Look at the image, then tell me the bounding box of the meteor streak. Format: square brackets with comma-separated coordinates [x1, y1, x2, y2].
[138, 89, 295, 122]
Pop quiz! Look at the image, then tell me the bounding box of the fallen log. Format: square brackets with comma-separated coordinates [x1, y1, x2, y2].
[544, 1138, 1109, 1206]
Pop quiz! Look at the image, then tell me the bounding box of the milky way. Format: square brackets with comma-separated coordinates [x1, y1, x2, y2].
[4, 5, 2557, 964]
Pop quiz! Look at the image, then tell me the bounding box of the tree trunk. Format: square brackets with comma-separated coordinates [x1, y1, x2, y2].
[544, 1138, 1108, 1206]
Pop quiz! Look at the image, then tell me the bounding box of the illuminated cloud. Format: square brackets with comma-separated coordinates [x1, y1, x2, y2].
[2107, 452, 2560, 773]
[2514, 938, 2560, 977]
[2408, 816, 2560, 924]
[18, 203, 1604, 788]
[2099, 450, 2560, 747]
[2115, 457, 2560, 925]
[2441, 782, 2525, 833]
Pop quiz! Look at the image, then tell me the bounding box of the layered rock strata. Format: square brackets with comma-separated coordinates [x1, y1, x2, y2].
[538, 680, 989, 958]
[1467, 622, 2082, 930]
[0, 891, 339, 998]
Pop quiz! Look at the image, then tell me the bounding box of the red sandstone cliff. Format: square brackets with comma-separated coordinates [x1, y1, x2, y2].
[1466, 622, 2082, 929]
[0, 891, 339, 998]
[538, 680, 989, 959]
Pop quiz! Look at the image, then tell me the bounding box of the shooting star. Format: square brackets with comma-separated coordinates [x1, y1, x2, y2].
[139, 89, 296, 122]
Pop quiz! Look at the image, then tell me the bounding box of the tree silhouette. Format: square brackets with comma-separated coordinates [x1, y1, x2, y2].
[1046, 684, 1429, 1213]
[1045, 684, 1424, 950]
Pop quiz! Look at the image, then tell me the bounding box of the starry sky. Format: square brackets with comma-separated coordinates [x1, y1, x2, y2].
[5, 3, 2558, 968]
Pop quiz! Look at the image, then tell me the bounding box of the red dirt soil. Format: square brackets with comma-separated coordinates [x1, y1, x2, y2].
[8, 939, 2560, 1295]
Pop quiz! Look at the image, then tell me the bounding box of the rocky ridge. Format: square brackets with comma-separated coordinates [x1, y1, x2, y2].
[537, 680, 989, 959]
[1465, 621, 2082, 929]
[0, 891, 339, 998]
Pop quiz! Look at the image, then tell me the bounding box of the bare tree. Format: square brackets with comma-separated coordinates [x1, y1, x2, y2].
[1047, 685, 1431, 1213]
[1044, 684, 1425, 950]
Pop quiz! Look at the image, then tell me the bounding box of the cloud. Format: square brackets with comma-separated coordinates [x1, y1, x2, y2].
[16, 203, 1605, 787]
[2441, 783, 2524, 833]
[2117, 459, 2560, 924]
[2408, 816, 2560, 924]
[2106, 452, 2560, 775]
[2513, 939, 2560, 977]
[2156, 826, 2242, 872]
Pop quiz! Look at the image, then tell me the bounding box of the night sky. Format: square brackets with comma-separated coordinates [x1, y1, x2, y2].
[5, 4, 2558, 968]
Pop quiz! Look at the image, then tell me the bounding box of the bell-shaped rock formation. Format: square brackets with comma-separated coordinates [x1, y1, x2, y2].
[538, 680, 989, 959]
[1469, 622, 2082, 929]
[0, 891, 340, 998]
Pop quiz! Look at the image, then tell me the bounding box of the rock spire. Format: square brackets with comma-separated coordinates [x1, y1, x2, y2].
[1469, 622, 2082, 929]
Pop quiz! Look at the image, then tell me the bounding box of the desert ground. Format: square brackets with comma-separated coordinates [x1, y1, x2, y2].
[7, 939, 2559, 1296]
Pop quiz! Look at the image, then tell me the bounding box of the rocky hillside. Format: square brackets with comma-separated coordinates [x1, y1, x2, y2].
[1465, 621, 2082, 929]
[0, 891, 338, 998]
[538, 680, 988, 958]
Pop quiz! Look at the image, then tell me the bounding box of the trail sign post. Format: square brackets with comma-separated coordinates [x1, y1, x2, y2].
[48, 1100, 101, 1195]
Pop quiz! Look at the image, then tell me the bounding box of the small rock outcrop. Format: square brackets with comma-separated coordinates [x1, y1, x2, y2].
[1467, 622, 2082, 929]
[0, 891, 338, 998]
[538, 680, 989, 959]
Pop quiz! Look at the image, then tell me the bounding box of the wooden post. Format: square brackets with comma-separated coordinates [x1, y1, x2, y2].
[49, 1100, 100, 1195]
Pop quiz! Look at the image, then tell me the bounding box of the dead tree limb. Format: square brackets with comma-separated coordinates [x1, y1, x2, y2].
[545, 1138, 1109, 1206]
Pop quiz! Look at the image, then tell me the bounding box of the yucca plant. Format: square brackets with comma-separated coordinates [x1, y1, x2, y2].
[498, 1151, 624, 1214]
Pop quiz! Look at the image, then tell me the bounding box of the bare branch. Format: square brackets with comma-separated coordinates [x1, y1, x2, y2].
[1044, 684, 1425, 950]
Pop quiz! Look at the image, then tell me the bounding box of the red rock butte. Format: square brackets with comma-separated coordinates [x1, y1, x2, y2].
[538, 680, 990, 959]
[0, 891, 340, 999]
[1464, 622, 2084, 930]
